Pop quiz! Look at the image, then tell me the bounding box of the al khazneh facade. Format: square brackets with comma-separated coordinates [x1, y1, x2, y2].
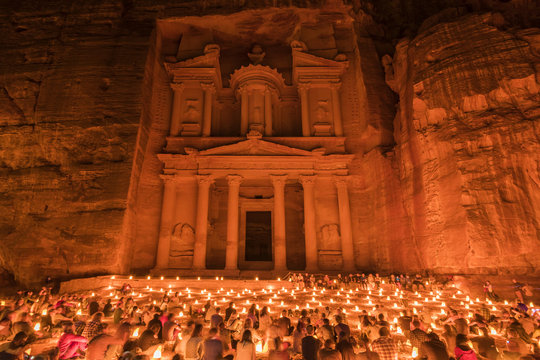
[133, 10, 378, 276]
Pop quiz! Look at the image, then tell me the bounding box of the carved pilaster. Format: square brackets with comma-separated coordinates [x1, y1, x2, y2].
[298, 82, 312, 137]
[237, 85, 250, 135]
[264, 85, 273, 137]
[299, 175, 318, 272]
[201, 82, 215, 137]
[225, 175, 243, 270]
[192, 175, 214, 270]
[329, 82, 343, 137]
[333, 175, 355, 271]
[170, 83, 185, 136]
[271, 175, 288, 271]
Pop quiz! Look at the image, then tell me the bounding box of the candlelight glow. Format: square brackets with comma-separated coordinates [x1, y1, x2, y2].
[153, 345, 162, 359]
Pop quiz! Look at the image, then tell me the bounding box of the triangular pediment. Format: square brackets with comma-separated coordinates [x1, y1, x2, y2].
[196, 138, 317, 156]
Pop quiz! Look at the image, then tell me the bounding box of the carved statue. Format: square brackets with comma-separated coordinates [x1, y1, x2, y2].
[184, 99, 201, 123]
[248, 44, 266, 65]
[170, 223, 195, 255]
[321, 224, 341, 249]
[315, 100, 330, 123]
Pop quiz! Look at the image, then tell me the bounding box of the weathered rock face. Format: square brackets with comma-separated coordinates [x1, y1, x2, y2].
[387, 13, 540, 275]
[0, 1, 538, 285]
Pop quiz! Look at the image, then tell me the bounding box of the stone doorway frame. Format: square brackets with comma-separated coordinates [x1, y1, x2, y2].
[239, 198, 274, 270]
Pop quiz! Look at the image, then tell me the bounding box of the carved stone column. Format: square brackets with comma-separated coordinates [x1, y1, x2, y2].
[264, 86, 273, 137]
[225, 175, 243, 270]
[330, 83, 343, 137]
[298, 83, 311, 137]
[170, 83, 184, 136]
[155, 175, 177, 269]
[334, 176, 355, 271]
[271, 175, 288, 271]
[192, 175, 214, 270]
[239, 86, 249, 135]
[201, 83, 215, 137]
[300, 175, 318, 272]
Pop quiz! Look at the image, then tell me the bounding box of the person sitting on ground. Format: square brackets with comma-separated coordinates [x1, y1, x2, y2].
[82, 312, 104, 341]
[357, 339, 380, 360]
[0, 331, 29, 359]
[419, 332, 448, 360]
[202, 327, 223, 360]
[235, 329, 256, 360]
[86, 322, 130, 360]
[334, 316, 350, 339]
[302, 325, 321, 360]
[410, 319, 430, 350]
[470, 327, 498, 360]
[318, 339, 342, 360]
[454, 334, 478, 360]
[185, 323, 204, 360]
[138, 322, 162, 352]
[57, 321, 88, 359]
[162, 313, 180, 342]
[371, 327, 397, 360]
[210, 307, 224, 329]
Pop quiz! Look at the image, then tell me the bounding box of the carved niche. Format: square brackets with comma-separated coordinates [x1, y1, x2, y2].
[169, 223, 195, 268]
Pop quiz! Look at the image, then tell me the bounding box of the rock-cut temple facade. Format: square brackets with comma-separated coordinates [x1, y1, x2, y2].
[130, 12, 377, 276]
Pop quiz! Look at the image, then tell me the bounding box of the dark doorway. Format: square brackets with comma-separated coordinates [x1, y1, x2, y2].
[245, 211, 273, 261]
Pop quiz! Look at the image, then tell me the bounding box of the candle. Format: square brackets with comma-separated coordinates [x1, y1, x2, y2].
[153, 345, 162, 359]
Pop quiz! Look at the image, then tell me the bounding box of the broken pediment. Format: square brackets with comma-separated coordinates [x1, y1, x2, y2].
[197, 138, 320, 156]
[291, 41, 348, 86]
[164, 44, 222, 87]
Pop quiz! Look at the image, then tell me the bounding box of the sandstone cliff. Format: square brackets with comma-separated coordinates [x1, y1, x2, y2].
[387, 12, 540, 274]
[0, 0, 538, 285]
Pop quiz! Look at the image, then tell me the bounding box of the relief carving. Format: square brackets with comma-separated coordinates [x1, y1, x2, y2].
[184, 99, 201, 123]
[248, 44, 266, 65]
[320, 224, 341, 250]
[170, 223, 195, 256]
[313, 100, 332, 136]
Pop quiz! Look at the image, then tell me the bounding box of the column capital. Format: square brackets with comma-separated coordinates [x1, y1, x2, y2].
[171, 82, 185, 92]
[236, 84, 250, 96]
[201, 82, 216, 94]
[227, 175, 243, 187]
[299, 175, 317, 187]
[333, 175, 349, 188]
[270, 174, 288, 187]
[159, 174, 176, 184]
[196, 174, 215, 186]
[297, 82, 311, 93]
[329, 82, 342, 91]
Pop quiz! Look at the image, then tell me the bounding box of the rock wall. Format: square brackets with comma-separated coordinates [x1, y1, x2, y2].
[387, 13, 540, 275]
[0, 0, 538, 285]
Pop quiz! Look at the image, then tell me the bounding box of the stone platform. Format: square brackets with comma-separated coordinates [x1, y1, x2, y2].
[59, 274, 294, 294]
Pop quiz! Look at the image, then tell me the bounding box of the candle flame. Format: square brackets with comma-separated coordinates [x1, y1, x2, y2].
[153, 345, 162, 359]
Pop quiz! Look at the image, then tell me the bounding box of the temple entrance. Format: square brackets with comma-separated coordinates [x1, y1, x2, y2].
[245, 211, 273, 262]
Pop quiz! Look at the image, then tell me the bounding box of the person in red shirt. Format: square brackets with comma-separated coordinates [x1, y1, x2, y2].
[57, 322, 88, 359]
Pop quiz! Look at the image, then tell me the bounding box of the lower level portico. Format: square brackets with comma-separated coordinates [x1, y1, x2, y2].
[153, 134, 355, 274]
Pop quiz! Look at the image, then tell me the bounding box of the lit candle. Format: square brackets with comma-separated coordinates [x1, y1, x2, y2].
[152, 345, 162, 359]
